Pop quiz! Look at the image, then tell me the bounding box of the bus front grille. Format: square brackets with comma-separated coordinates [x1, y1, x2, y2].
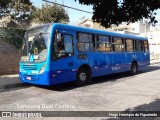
[22, 65, 38, 70]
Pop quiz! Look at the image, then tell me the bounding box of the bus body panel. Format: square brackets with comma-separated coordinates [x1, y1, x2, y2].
[19, 71, 51, 85]
[19, 23, 150, 86]
[111, 52, 128, 73]
[50, 56, 77, 84]
[136, 51, 150, 69]
[92, 52, 113, 77]
[19, 62, 51, 85]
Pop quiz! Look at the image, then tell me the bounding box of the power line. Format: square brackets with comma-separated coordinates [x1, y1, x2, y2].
[42, 0, 93, 14]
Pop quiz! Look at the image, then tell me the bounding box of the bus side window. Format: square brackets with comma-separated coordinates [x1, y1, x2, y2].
[136, 40, 143, 51]
[97, 35, 111, 52]
[144, 41, 149, 52]
[113, 37, 124, 52]
[126, 38, 134, 52]
[77, 33, 95, 52]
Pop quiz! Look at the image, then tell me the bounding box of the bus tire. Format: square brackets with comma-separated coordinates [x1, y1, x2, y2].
[129, 62, 138, 75]
[75, 67, 90, 86]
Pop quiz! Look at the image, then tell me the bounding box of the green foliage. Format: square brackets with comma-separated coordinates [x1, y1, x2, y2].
[0, 0, 32, 21]
[75, 0, 160, 28]
[31, 3, 69, 24]
[1, 27, 26, 49]
[1, 1, 69, 28]
[0, 0, 11, 8]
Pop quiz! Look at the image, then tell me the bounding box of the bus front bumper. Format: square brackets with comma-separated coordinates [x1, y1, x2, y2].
[19, 72, 51, 86]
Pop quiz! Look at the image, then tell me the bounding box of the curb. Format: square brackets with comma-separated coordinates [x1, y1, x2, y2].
[0, 74, 18, 78]
[150, 62, 160, 65]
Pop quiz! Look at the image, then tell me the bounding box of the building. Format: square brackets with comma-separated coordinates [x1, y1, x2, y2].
[78, 19, 113, 31]
[77, 18, 152, 34]
[141, 31, 160, 60]
[112, 20, 151, 35]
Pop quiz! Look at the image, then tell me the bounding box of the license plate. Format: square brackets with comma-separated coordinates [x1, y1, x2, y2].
[26, 76, 31, 80]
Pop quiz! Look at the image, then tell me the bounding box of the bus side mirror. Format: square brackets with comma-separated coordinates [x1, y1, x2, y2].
[56, 33, 61, 42]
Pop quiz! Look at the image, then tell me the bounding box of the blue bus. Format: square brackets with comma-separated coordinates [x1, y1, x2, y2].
[19, 23, 150, 85]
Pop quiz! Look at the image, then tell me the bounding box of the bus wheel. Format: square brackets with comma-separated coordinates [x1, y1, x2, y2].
[129, 63, 137, 75]
[75, 67, 90, 86]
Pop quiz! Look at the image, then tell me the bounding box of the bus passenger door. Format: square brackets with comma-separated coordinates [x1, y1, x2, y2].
[112, 52, 127, 73]
[135, 40, 150, 68]
[50, 30, 76, 84]
[96, 52, 113, 76]
[93, 35, 113, 76]
[111, 37, 127, 73]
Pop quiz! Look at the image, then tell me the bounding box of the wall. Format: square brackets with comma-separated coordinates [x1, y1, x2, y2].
[0, 38, 20, 75]
[140, 31, 160, 60]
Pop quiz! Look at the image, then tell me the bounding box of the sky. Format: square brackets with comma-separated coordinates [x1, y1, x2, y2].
[30, 0, 160, 24]
[30, 0, 93, 24]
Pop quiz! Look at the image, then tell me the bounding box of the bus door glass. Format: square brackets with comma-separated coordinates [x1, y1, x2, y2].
[135, 40, 145, 63]
[112, 37, 126, 72]
[51, 30, 76, 84]
[96, 35, 112, 76]
[125, 38, 136, 65]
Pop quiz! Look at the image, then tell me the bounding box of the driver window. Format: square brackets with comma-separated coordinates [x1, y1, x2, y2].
[55, 34, 73, 58]
[64, 35, 73, 53]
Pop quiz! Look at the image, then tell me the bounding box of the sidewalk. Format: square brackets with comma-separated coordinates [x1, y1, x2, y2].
[150, 59, 160, 65]
[0, 74, 18, 78]
[0, 74, 20, 87]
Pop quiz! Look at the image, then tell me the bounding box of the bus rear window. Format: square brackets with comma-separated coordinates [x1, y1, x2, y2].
[144, 41, 149, 52]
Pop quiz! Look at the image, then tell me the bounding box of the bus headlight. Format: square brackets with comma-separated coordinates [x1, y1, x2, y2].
[39, 64, 46, 74]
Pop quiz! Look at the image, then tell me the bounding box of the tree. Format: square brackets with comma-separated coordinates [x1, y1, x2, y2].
[75, 0, 160, 28]
[0, 0, 11, 8]
[0, 0, 32, 21]
[31, 3, 69, 24]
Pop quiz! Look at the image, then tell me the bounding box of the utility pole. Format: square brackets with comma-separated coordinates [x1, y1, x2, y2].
[144, 20, 147, 37]
[144, 19, 149, 37]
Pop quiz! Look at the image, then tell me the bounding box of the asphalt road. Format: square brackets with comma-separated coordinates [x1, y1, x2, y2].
[0, 64, 160, 119]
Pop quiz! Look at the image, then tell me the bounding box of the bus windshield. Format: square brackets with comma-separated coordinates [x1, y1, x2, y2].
[21, 25, 51, 62]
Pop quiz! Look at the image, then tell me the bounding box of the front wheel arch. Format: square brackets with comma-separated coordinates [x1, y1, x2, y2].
[75, 65, 92, 85]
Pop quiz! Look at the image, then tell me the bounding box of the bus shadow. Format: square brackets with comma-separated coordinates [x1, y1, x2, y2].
[138, 65, 160, 73]
[0, 83, 31, 92]
[36, 65, 160, 92]
[0, 75, 32, 93]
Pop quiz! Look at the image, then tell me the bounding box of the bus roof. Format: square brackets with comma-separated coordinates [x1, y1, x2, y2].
[52, 23, 148, 41]
[29, 23, 147, 41]
[27, 23, 52, 35]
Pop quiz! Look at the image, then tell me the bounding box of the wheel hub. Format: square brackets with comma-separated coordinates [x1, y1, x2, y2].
[132, 65, 136, 73]
[79, 72, 86, 81]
